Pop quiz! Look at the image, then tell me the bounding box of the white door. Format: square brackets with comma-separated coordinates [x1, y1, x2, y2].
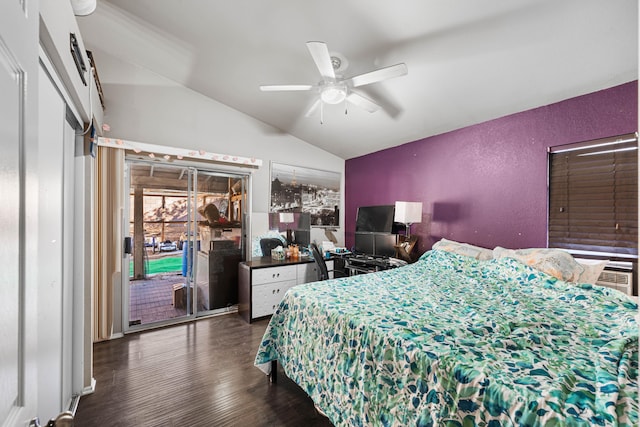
[37, 63, 76, 422]
[0, 0, 40, 426]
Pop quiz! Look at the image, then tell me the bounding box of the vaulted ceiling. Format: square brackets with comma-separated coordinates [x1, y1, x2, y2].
[78, 0, 638, 159]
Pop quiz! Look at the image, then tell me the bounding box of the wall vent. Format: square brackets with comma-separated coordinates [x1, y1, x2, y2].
[596, 270, 633, 295]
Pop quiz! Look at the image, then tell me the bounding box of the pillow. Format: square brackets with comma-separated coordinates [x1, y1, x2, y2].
[493, 247, 584, 282]
[575, 259, 609, 285]
[432, 238, 493, 261]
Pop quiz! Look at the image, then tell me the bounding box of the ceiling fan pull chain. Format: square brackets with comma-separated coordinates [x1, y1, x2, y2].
[320, 102, 324, 124]
[344, 98, 348, 115]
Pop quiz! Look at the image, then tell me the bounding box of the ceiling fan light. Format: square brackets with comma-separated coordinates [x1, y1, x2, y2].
[70, 0, 97, 15]
[320, 86, 347, 104]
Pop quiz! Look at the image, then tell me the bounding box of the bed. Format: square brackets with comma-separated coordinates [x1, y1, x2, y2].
[254, 248, 638, 426]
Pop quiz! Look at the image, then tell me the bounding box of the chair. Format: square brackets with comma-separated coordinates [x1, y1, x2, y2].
[310, 242, 333, 281]
[260, 238, 284, 257]
[310, 243, 330, 280]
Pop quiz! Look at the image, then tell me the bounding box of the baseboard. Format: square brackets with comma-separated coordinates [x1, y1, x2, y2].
[110, 332, 124, 340]
[81, 377, 96, 396]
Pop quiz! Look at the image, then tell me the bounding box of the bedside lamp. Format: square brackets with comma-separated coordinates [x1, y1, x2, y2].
[278, 212, 295, 244]
[394, 201, 422, 238]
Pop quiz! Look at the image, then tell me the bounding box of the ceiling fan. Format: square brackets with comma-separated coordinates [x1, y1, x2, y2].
[260, 41, 408, 121]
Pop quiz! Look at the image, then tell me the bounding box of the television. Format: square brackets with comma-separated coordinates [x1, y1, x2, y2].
[268, 212, 311, 247]
[354, 233, 374, 255]
[355, 205, 395, 233]
[291, 230, 310, 248]
[374, 234, 397, 257]
[354, 233, 398, 257]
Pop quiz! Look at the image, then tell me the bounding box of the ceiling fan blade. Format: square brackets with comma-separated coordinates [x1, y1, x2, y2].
[347, 63, 408, 88]
[305, 99, 321, 117]
[346, 92, 381, 113]
[306, 41, 335, 81]
[260, 84, 313, 92]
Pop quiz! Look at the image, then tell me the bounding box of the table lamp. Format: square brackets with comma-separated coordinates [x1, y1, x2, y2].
[394, 201, 422, 238]
[278, 212, 295, 244]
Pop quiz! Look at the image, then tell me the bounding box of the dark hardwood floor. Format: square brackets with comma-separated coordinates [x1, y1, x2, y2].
[74, 314, 334, 427]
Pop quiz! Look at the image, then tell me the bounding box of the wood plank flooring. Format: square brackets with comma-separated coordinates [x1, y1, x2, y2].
[74, 314, 334, 426]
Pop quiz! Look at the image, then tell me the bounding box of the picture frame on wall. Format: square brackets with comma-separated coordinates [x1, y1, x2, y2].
[270, 162, 341, 227]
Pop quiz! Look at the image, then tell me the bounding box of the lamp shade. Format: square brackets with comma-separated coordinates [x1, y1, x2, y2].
[279, 212, 295, 224]
[394, 201, 422, 224]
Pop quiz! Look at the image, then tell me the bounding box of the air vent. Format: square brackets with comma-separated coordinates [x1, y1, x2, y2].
[596, 270, 633, 295]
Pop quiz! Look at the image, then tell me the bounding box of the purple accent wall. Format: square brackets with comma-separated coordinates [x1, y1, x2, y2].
[345, 81, 638, 254]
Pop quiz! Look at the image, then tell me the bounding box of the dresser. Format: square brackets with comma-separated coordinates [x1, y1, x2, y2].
[238, 256, 333, 323]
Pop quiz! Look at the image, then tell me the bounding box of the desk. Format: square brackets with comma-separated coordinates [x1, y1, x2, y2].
[344, 254, 405, 275]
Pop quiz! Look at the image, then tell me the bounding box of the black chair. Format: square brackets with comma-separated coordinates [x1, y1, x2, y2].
[260, 238, 284, 257]
[310, 242, 334, 281]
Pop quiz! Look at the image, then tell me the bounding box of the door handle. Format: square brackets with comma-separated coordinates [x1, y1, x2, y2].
[124, 236, 132, 254]
[30, 411, 74, 427]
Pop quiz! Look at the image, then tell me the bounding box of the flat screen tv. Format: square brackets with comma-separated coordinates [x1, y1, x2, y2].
[374, 234, 398, 257]
[354, 232, 397, 257]
[354, 233, 374, 255]
[355, 205, 395, 233]
[268, 212, 311, 246]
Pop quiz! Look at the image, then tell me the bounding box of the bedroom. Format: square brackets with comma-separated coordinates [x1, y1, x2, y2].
[1, 0, 637, 425]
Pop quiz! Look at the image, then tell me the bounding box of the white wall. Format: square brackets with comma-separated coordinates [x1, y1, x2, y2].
[39, 0, 98, 126]
[93, 47, 345, 245]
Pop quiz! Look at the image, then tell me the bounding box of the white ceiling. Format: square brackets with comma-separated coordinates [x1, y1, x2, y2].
[78, 0, 638, 159]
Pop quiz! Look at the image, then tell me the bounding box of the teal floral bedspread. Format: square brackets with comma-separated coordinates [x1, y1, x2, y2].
[255, 250, 638, 426]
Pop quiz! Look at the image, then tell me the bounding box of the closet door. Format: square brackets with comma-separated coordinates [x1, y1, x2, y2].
[0, 0, 40, 425]
[37, 62, 75, 422]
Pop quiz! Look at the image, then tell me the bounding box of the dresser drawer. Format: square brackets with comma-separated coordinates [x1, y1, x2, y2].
[252, 265, 297, 285]
[252, 280, 297, 318]
[239, 259, 337, 323]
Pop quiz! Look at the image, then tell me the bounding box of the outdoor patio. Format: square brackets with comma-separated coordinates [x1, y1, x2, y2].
[129, 272, 188, 326]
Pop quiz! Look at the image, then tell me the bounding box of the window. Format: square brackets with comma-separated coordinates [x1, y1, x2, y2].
[548, 133, 638, 260]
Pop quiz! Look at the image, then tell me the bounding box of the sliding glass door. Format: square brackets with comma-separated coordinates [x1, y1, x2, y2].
[123, 160, 249, 331]
[123, 162, 197, 330]
[193, 171, 247, 316]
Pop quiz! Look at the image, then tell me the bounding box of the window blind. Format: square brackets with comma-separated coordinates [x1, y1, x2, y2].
[548, 133, 638, 259]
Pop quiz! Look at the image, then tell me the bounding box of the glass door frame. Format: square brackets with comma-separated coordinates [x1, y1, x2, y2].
[122, 158, 253, 333]
[185, 167, 197, 317]
[191, 170, 249, 318]
[122, 161, 198, 333]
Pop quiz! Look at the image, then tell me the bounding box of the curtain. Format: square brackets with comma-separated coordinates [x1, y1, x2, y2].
[94, 146, 124, 341]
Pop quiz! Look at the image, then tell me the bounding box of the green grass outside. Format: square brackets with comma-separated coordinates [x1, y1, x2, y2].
[130, 255, 183, 276]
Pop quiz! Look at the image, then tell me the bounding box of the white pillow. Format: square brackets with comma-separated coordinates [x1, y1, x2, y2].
[575, 259, 609, 285]
[432, 238, 493, 261]
[493, 247, 584, 282]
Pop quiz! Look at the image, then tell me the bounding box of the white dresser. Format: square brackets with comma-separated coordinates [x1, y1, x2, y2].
[238, 257, 333, 323]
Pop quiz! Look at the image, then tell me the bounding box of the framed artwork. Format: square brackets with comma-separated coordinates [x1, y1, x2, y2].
[270, 162, 341, 227]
